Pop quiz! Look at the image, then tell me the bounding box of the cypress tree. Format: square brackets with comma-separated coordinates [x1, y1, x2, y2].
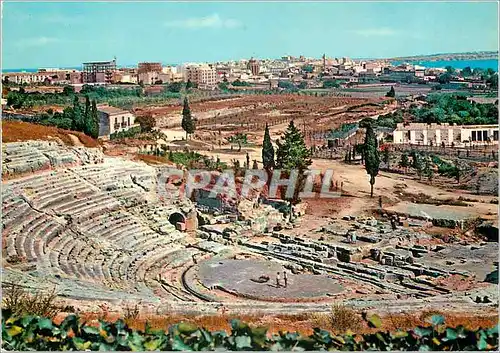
[90, 100, 100, 138]
[383, 148, 390, 170]
[83, 96, 91, 136]
[276, 120, 312, 204]
[414, 153, 424, 180]
[385, 86, 395, 97]
[262, 123, 275, 170]
[181, 97, 195, 140]
[364, 123, 380, 197]
[72, 96, 85, 132]
[399, 153, 409, 174]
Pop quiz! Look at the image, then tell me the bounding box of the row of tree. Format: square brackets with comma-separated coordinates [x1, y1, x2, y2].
[411, 93, 498, 125]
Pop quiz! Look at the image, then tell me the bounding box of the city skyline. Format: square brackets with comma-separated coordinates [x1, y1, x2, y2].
[2, 1, 499, 69]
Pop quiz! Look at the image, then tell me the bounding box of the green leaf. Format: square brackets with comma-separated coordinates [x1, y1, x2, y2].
[20, 315, 35, 327]
[414, 327, 432, 337]
[72, 337, 92, 350]
[230, 319, 249, 332]
[367, 314, 382, 328]
[178, 322, 198, 335]
[37, 318, 53, 330]
[172, 336, 192, 351]
[251, 326, 268, 337]
[200, 328, 213, 344]
[144, 339, 161, 351]
[487, 324, 498, 336]
[445, 328, 457, 341]
[81, 325, 99, 336]
[376, 332, 387, 344]
[6, 325, 23, 336]
[235, 335, 252, 349]
[390, 330, 408, 339]
[477, 335, 488, 350]
[418, 344, 431, 351]
[128, 331, 144, 351]
[430, 315, 445, 326]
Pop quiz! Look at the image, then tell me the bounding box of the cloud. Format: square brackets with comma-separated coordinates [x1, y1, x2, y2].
[16, 37, 59, 47]
[165, 13, 242, 29]
[351, 28, 397, 37]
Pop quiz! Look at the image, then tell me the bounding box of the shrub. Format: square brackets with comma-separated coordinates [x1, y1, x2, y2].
[310, 304, 362, 333]
[1, 312, 498, 351]
[110, 126, 142, 140]
[2, 284, 61, 319]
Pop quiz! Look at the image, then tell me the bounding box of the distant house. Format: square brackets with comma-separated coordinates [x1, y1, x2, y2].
[393, 122, 499, 147]
[97, 104, 139, 138]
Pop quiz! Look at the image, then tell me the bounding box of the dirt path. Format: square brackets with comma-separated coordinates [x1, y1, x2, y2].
[311, 158, 497, 218]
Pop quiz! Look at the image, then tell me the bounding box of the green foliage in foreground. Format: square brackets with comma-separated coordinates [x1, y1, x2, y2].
[2, 311, 498, 351]
[110, 126, 142, 140]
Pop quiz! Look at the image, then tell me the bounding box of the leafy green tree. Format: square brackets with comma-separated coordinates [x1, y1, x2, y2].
[83, 96, 92, 136]
[461, 66, 472, 77]
[278, 81, 296, 90]
[262, 123, 275, 171]
[425, 158, 434, 183]
[218, 82, 229, 91]
[413, 153, 424, 180]
[445, 66, 454, 74]
[136, 113, 156, 132]
[298, 81, 308, 89]
[62, 86, 75, 95]
[72, 96, 85, 132]
[438, 73, 452, 84]
[181, 96, 195, 139]
[186, 79, 194, 90]
[487, 74, 498, 90]
[322, 80, 339, 88]
[90, 100, 100, 138]
[167, 82, 183, 93]
[486, 68, 495, 76]
[302, 65, 314, 73]
[275, 120, 312, 204]
[363, 123, 380, 197]
[399, 153, 409, 173]
[383, 148, 390, 169]
[385, 86, 395, 98]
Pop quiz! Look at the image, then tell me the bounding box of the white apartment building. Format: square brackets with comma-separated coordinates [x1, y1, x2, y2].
[393, 123, 499, 147]
[184, 64, 217, 89]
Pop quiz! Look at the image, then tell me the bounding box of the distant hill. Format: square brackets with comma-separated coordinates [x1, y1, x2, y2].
[389, 51, 498, 62]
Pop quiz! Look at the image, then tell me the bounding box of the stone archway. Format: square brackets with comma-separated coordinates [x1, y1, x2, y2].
[169, 212, 187, 231]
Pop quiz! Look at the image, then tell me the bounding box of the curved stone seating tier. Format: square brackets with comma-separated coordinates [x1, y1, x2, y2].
[2, 141, 104, 176]
[132, 244, 184, 287]
[16, 213, 52, 262]
[70, 162, 156, 191]
[30, 176, 92, 199]
[2, 200, 33, 230]
[147, 247, 199, 283]
[2, 147, 199, 300]
[52, 193, 120, 217]
[107, 189, 150, 207]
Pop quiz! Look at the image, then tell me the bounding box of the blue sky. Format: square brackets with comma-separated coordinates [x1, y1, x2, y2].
[2, 1, 499, 69]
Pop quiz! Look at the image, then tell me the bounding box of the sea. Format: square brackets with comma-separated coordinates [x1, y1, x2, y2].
[1, 64, 176, 73]
[391, 59, 498, 70]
